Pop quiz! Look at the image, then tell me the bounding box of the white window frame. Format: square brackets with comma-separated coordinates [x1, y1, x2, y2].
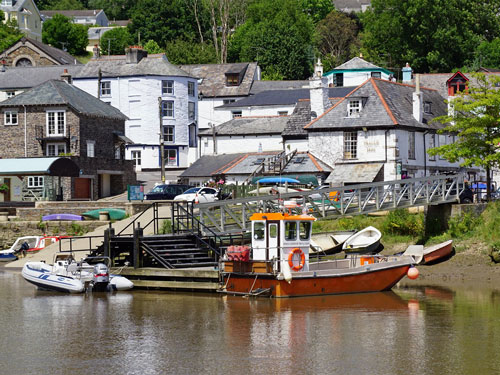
[188, 101, 195, 120]
[46, 143, 66, 156]
[162, 80, 174, 95]
[28, 176, 44, 188]
[408, 131, 416, 160]
[100, 81, 111, 96]
[429, 134, 436, 161]
[87, 140, 95, 158]
[46, 110, 66, 137]
[131, 150, 141, 166]
[188, 81, 195, 97]
[348, 100, 361, 117]
[6, 91, 15, 99]
[343, 131, 357, 159]
[232, 110, 242, 119]
[4, 110, 18, 125]
[165, 149, 177, 166]
[162, 101, 174, 117]
[164, 125, 174, 143]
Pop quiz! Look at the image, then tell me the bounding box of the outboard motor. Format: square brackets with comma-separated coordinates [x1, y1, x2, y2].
[91, 263, 110, 291]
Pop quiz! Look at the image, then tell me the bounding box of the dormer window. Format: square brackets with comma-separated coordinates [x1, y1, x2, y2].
[348, 99, 361, 117]
[424, 102, 432, 114]
[226, 74, 239, 86]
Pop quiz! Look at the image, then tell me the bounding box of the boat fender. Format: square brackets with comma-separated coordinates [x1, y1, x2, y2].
[288, 248, 305, 271]
[407, 267, 419, 280]
[282, 261, 292, 283]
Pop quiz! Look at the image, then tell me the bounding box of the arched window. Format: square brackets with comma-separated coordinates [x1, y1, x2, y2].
[16, 58, 32, 67]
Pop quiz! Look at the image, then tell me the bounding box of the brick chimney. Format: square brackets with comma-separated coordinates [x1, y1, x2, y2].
[413, 74, 423, 122]
[309, 58, 329, 120]
[60, 69, 72, 84]
[126, 46, 148, 64]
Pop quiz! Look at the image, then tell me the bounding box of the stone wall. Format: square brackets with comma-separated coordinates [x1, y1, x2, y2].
[4, 45, 56, 67]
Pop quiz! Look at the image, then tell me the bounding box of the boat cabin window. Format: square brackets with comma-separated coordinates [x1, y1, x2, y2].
[285, 221, 297, 241]
[269, 224, 277, 238]
[299, 221, 311, 240]
[254, 222, 265, 240]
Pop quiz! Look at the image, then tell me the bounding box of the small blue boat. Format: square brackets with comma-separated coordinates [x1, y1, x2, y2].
[257, 177, 301, 184]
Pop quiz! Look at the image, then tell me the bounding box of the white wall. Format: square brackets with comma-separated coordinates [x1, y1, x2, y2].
[284, 139, 308, 152]
[198, 97, 246, 130]
[326, 70, 391, 86]
[74, 75, 198, 169]
[200, 134, 282, 156]
[214, 104, 295, 120]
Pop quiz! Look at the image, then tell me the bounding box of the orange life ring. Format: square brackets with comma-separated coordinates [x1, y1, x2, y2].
[288, 248, 305, 271]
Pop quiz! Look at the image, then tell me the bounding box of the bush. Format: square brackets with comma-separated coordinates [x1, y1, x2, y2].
[159, 219, 172, 234]
[447, 211, 481, 239]
[382, 209, 424, 237]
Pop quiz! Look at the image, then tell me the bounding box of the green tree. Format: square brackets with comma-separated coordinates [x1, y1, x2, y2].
[42, 14, 88, 55]
[88, 0, 135, 21]
[360, 0, 500, 73]
[46, 0, 85, 10]
[300, 0, 334, 24]
[429, 73, 500, 200]
[100, 27, 133, 55]
[0, 11, 22, 51]
[474, 38, 500, 70]
[143, 40, 163, 54]
[229, 0, 314, 80]
[164, 39, 217, 64]
[128, 0, 199, 47]
[316, 10, 360, 72]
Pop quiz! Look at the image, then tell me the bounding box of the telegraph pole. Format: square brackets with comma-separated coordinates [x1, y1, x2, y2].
[158, 97, 165, 182]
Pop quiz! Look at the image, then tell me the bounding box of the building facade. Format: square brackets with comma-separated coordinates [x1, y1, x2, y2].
[0, 0, 42, 41]
[73, 47, 198, 173]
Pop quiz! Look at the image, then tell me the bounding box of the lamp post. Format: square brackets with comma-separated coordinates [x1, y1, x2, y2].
[158, 97, 165, 182]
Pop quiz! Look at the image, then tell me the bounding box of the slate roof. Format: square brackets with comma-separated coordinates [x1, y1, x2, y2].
[305, 78, 447, 131]
[281, 152, 332, 173]
[179, 62, 258, 98]
[250, 80, 309, 94]
[41, 9, 104, 18]
[199, 116, 288, 136]
[0, 79, 127, 120]
[417, 71, 500, 98]
[0, 65, 83, 90]
[88, 27, 116, 40]
[1, 37, 81, 65]
[218, 87, 355, 108]
[179, 152, 280, 177]
[75, 54, 192, 79]
[333, 0, 371, 12]
[0, 0, 34, 12]
[334, 57, 381, 71]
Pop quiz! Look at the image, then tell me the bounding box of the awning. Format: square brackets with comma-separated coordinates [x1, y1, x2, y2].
[113, 131, 133, 144]
[325, 163, 384, 185]
[0, 157, 80, 177]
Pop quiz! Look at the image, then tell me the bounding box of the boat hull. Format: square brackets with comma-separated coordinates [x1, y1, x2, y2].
[223, 264, 410, 298]
[0, 253, 17, 262]
[22, 263, 84, 293]
[423, 240, 453, 264]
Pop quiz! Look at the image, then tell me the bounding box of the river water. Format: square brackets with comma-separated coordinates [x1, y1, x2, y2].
[2, 268, 500, 375]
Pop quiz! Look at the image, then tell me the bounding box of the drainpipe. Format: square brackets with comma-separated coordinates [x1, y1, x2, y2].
[423, 131, 429, 176]
[23, 105, 27, 157]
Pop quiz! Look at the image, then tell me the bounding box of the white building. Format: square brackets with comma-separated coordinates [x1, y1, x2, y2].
[1, 0, 42, 41]
[323, 56, 394, 87]
[73, 47, 198, 172]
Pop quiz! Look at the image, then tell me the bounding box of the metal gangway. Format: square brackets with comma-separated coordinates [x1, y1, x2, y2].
[196, 174, 468, 234]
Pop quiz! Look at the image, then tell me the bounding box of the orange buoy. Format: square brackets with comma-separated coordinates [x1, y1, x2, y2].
[407, 267, 419, 280]
[288, 248, 305, 271]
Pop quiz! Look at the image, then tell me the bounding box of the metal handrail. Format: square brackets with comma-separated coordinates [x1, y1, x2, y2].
[116, 201, 157, 236]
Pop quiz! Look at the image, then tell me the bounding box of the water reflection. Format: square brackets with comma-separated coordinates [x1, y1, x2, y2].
[3, 269, 500, 375]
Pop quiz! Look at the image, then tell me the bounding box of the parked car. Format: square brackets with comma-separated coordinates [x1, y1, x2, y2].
[173, 187, 219, 203]
[145, 184, 193, 200]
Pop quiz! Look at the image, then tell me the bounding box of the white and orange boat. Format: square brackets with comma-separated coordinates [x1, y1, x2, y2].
[220, 204, 420, 298]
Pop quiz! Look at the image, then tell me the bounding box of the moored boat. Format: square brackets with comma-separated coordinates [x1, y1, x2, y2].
[342, 226, 382, 254]
[82, 209, 126, 220]
[21, 254, 134, 293]
[219, 210, 419, 298]
[422, 240, 453, 264]
[0, 236, 43, 262]
[310, 230, 355, 255]
[42, 214, 83, 221]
